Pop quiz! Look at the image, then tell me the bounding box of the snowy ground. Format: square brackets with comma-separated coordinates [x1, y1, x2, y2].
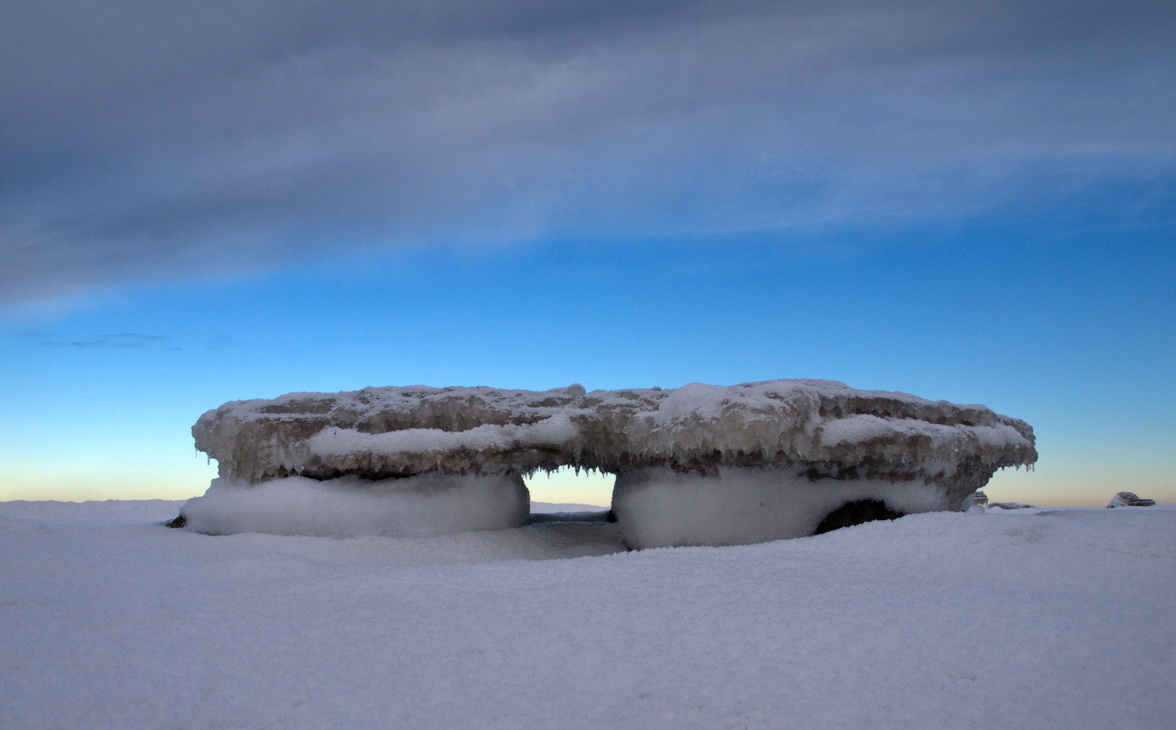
[2, 500, 1173, 729]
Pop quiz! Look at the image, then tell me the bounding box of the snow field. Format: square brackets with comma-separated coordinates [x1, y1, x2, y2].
[1, 500, 1173, 729]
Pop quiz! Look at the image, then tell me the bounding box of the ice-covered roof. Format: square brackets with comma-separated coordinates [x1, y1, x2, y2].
[193, 380, 1036, 485]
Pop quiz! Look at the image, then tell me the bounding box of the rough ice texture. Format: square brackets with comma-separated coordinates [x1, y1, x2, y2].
[194, 380, 1035, 483]
[190, 380, 1036, 544]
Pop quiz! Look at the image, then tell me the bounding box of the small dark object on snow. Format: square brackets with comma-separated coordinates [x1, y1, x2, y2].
[813, 499, 904, 535]
[1107, 492, 1156, 508]
[988, 502, 1035, 510]
[165, 514, 187, 528]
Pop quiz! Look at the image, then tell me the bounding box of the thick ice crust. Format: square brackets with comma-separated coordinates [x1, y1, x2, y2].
[182, 474, 529, 538]
[612, 466, 954, 549]
[193, 380, 1036, 490]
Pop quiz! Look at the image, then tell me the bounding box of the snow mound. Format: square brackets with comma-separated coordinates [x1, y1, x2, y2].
[182, 475, 528, 538]
[1107, 491, 1157, 508]
[186, 380, 1036, 544]
[612, 467, 953, 549]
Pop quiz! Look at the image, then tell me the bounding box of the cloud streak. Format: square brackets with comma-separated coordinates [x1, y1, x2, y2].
[22, 332, 171, 349]
[2, 0, 1173, 303]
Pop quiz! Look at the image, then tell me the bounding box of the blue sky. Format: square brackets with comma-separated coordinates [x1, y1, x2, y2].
[2, 1, 1173, 507]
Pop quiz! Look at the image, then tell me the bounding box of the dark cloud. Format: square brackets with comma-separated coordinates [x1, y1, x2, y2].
[2, 0, 1173, 303]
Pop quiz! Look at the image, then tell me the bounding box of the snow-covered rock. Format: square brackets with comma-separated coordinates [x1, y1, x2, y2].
[988, 501, 1036, 510]
[185, 380, 1037, 544]
[1107, 491, 1156, 508]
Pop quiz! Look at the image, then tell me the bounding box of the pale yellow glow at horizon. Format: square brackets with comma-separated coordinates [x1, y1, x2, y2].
[0, 460, 216, 503]
[3, 458, 1169, 510]
[524, 466, 614, 507]
[983, 463, 1173, 509]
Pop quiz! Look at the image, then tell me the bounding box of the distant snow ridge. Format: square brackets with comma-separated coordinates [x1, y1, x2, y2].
[184, 380, 1036, 547]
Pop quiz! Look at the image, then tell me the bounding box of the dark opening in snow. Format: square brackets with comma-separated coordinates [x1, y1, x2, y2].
[813, 500, 904, 535]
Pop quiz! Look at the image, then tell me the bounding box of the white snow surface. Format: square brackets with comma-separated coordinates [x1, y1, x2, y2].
[2, 499, 1173, 729]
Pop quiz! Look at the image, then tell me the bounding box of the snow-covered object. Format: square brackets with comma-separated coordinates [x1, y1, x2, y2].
[1107, 491, 1156, 508]
[188, 380, 1036, 543]
[960, 490, 989, 514]
[989, 502, 1036, 510]
[612, 467, 952, 549]
[182, 474, 528, 538]
[194, 380, 1034, 482]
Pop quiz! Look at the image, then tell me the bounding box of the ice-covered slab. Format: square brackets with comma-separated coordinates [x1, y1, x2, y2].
[194, 380, 1034, 482]
[187, 380, 1036, 544]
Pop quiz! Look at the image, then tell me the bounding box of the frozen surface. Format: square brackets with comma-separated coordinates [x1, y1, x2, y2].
[189, 380, 1036, 543]
[2, 499, 1173, 729]
[612, 467, 951, 549]
[183, 474, 529, 538]
[528, 501, 608, 514]
[1107, 491, 1157, 508]
[193, 380, 1036, 484]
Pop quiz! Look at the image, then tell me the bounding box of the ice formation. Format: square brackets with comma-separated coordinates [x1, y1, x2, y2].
[182, 475, 529, 538]
[1107, 491, 1156, 508]
[184, 380, 1037, 546]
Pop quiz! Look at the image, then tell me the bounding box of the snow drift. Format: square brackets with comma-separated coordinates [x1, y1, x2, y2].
[185, 380, 1036, 545]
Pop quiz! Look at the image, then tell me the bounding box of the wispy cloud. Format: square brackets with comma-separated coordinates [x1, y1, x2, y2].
[23, 332, 171, 349]
[2, 0, 1173, 304]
